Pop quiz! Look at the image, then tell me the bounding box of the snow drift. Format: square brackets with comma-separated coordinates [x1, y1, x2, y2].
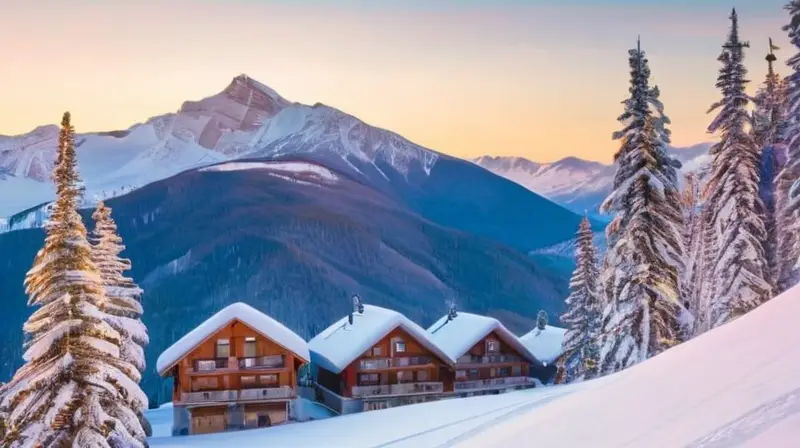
[461, 281, 800, 447]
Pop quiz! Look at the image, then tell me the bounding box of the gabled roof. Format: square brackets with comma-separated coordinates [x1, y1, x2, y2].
[308, 304, 456, 374]
[427, 312, 540, 364]
[156, 302, 310, 376]
[520, 325, 567, 364]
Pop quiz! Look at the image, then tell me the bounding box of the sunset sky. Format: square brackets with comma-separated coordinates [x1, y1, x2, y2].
[0, 0, 792, 163]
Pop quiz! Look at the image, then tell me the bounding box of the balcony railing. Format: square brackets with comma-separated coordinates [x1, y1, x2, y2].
[454, 376, 533, 391]
[358, 356, 433, 370]
[239, 355, 284, 369]
[351, 382, 444, 398]
[455, 354, 524, 365]
[180, 386, 295, 404]
[193, 358, 229, 372]
[239, 386, 294, 401]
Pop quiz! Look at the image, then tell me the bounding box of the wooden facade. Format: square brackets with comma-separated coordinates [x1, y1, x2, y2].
[161, 318, 306, 435]
[452, 331, 533, 392]
[316, 327, 454, 407]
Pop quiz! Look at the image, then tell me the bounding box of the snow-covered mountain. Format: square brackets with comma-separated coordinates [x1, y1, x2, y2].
[474, 143, 712, 215]
[0, 74, 439, 218]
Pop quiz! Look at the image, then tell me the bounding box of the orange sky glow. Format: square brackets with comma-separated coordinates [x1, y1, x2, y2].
[0, 0, 792, 163]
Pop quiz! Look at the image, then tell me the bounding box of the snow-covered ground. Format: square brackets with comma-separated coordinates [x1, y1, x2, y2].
[146, 386, 581, 447]
[146, 282, 800, 447]
[462, 281, 800, 447]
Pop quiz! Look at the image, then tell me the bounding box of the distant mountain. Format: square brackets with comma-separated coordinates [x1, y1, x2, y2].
[474, 143, 713, 216]
[0, 159, 570, 404]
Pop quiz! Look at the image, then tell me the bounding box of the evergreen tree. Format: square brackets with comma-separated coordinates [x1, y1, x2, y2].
[91, 201, 151, 436]
[560, 215, 602, 381]
[753, 38, 789, 289]
[0, 113, 148, 447]
[701, 9, 772, 329]
[536, 310, 548, 330]
[776, 0, 800, 292]
[598, 40, 686, 374]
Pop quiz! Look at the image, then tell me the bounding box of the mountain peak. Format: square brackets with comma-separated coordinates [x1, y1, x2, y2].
[223, 73, 287, 106]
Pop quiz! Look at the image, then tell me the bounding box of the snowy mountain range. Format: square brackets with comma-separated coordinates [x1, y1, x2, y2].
[0, 75, 587, 402]
[474, 143, 712, 215]
[0, 74, 438, 218]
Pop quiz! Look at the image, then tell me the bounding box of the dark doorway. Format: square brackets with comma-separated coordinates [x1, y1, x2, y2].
[258, 415, 271, 428]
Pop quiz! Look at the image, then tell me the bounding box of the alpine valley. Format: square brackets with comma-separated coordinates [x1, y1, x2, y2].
[0, 74, 590, 404]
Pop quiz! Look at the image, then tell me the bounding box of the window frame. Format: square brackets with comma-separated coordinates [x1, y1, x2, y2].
[216, 339, 231, 358]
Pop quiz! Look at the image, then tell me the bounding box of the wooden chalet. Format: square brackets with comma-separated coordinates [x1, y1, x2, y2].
[308, 299, 456, 414]
[156, 302, 310, 436]
[427, 309, 540, 395]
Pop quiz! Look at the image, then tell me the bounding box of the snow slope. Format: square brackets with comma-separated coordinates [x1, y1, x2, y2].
[462, 282, 800, 447]
[474, 143, 712, 215]
[144, 277, 800, 447]
[0, 74, 439, 218]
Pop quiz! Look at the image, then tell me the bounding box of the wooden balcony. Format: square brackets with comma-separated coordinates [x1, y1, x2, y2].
[454, 376, 533, 391]
[189, 355, 286, 374]
[455, 354, 525, 365]
[358, 356, 433, 371]
[351, 381, 444, 398]
[179, 386, 295, 405]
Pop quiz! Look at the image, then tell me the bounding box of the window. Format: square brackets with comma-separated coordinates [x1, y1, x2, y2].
[499, 367, 511, 377]
[358, 373, 380, 385]
[216, 339, 230, 358]
[415, 370, 429, 382]
[372, 346, 383, 356]
[489, 368, 496, 378]
[260, 374, 278, 386]
[456, 370, 467, 380]
[468, 369, 480, 380]
[244, 337, 256, 358]
[486, 340, 499, 353]
[394, 340, 406, 353]
[512, 365, 522, 376]
[241, 375, 256, 387]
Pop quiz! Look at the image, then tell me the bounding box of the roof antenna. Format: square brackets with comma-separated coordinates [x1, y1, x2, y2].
[352, 294, 364, 314]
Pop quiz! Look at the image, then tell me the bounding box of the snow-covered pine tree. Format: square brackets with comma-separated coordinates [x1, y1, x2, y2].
[701, 9, 772, 329]
[91, 201, 151, 436]
[0, 112, 148, 447]
[753, 38, 789, 289]
[776, 0, 800, 292]
[598, 39, 686, 374]
[536, 310, 548, 330]
[560, 215, 602, 382]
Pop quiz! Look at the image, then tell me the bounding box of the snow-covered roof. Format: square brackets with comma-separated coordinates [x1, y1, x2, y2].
[308, 304, 456, 374]
[156, 302, 310, 375]
[519, 325, 567, 364]
[427, 312, 540, 364]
